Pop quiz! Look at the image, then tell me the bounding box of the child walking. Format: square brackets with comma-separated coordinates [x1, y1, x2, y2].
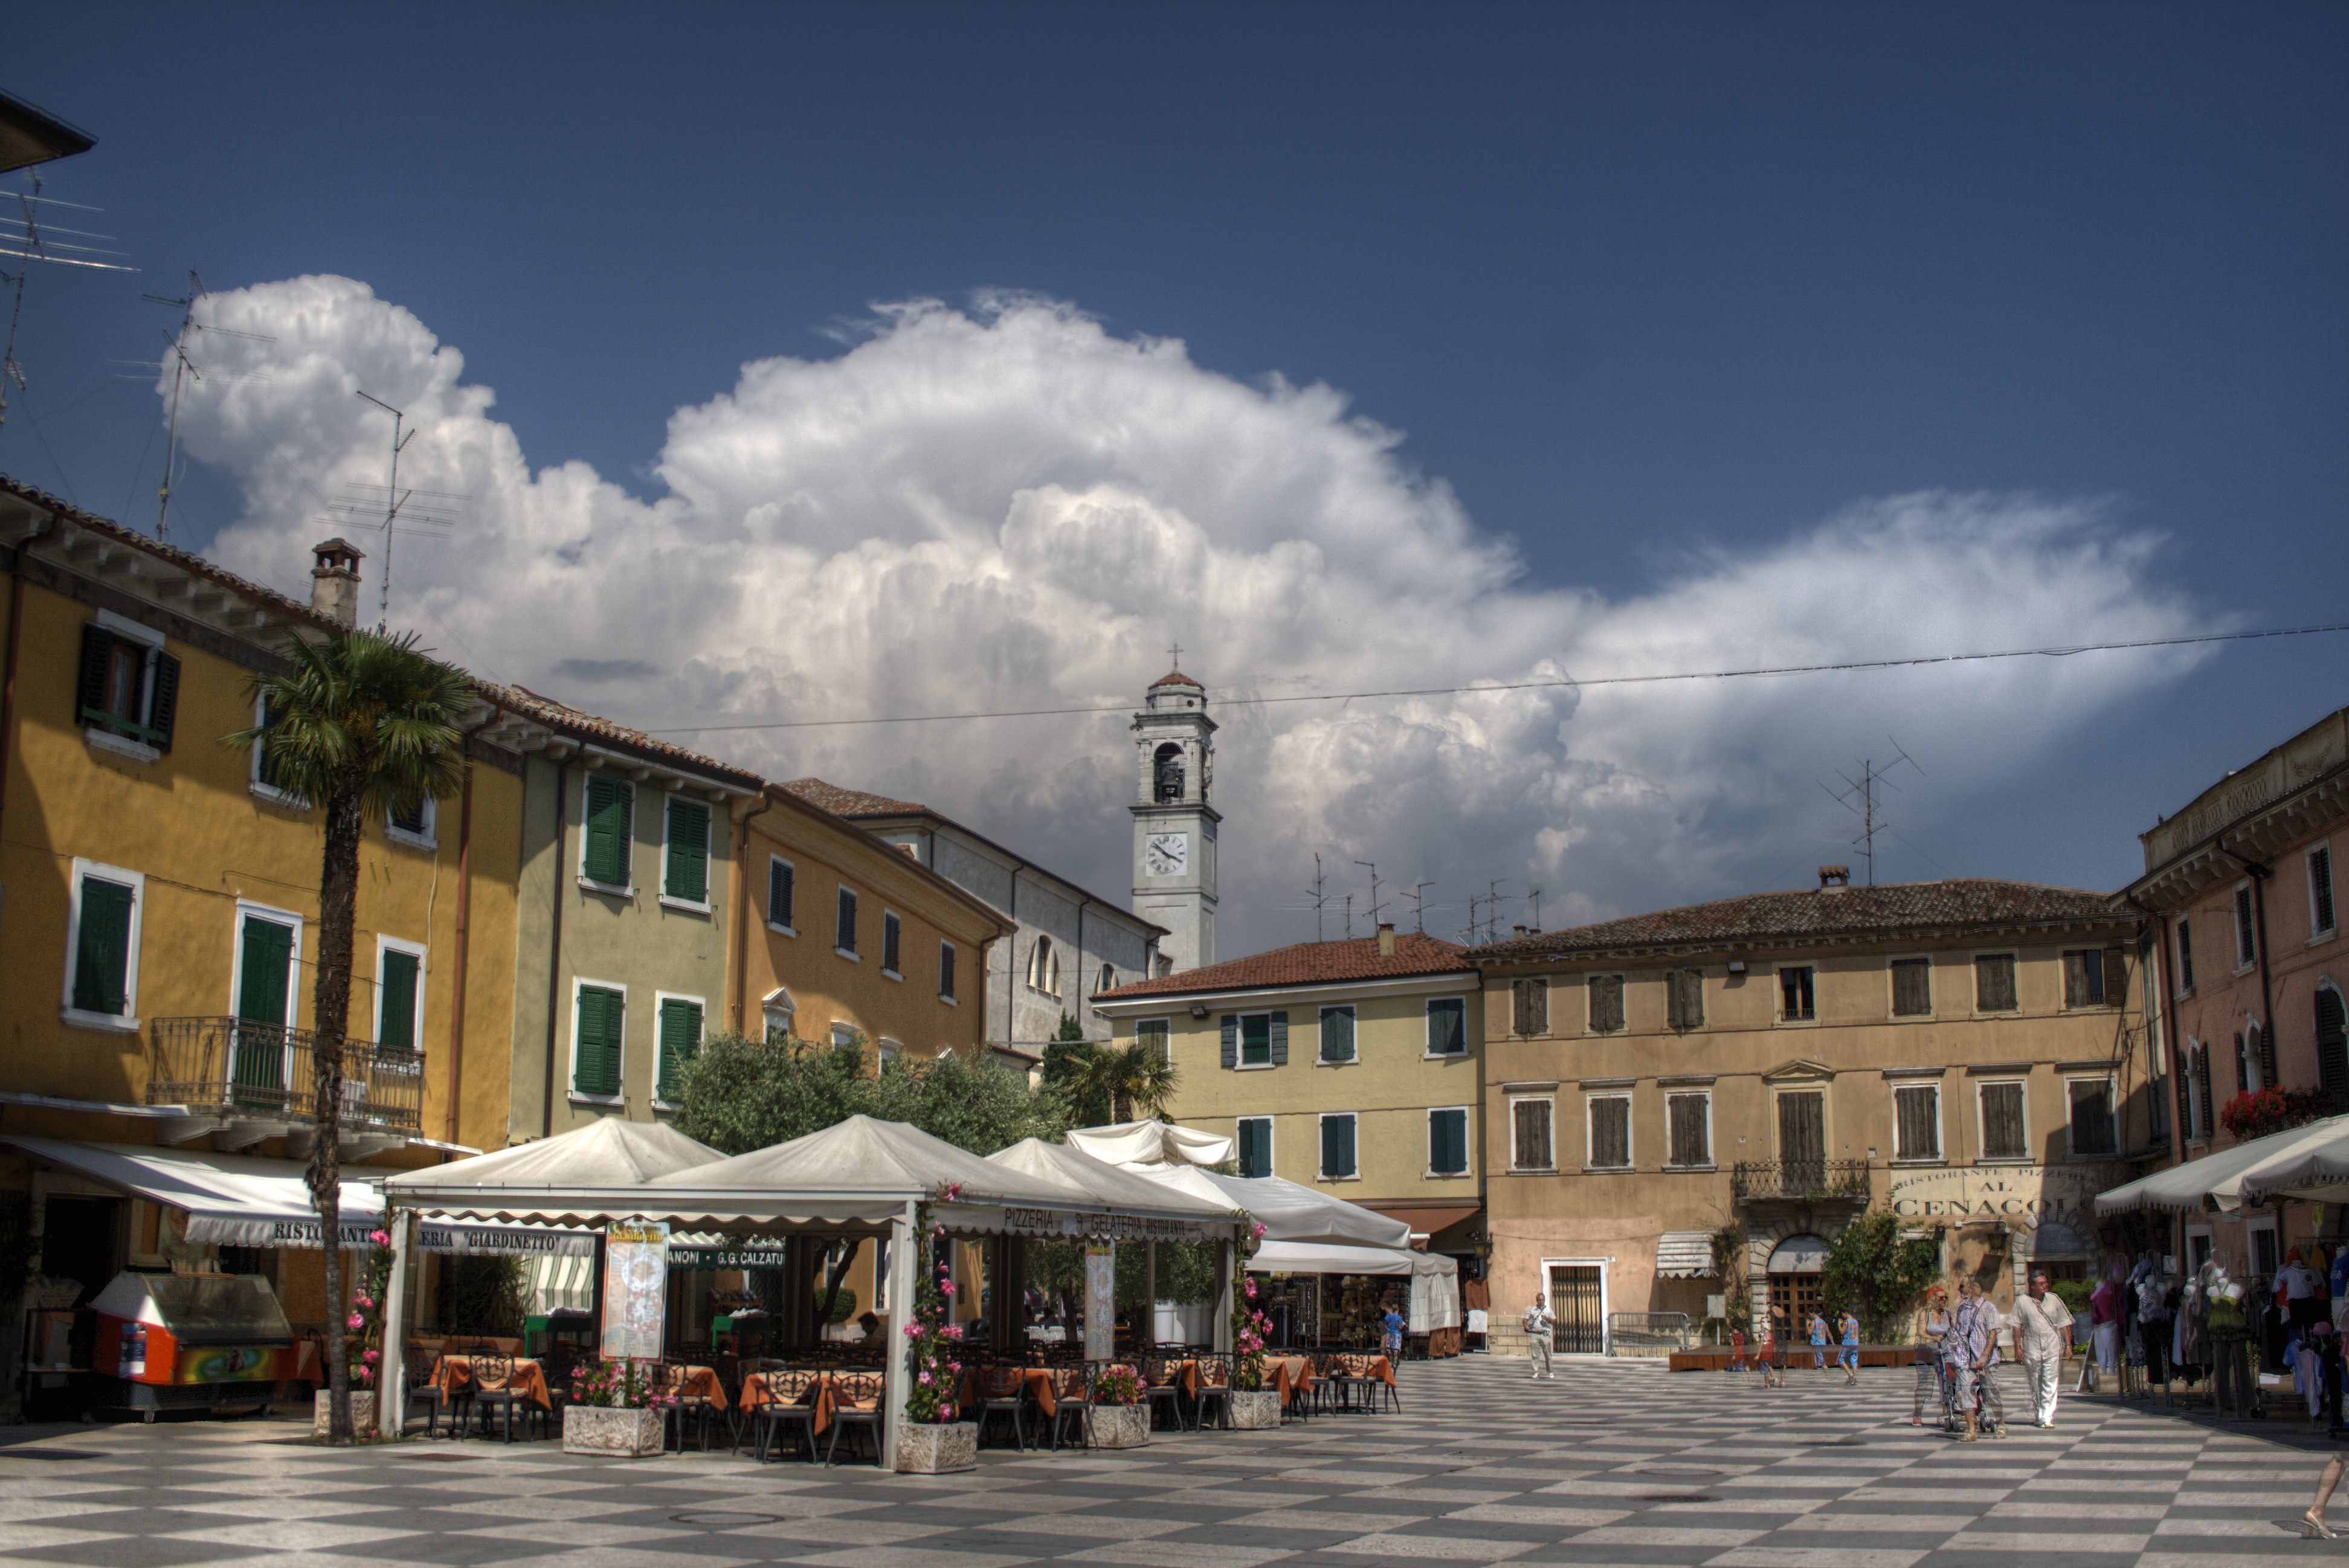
[1809, 1309, 1830, 1371]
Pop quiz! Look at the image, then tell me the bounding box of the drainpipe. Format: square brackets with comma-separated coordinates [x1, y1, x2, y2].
[730, 790, 777, 1033]
[540, 753, 574, 1139]
[0, 509, 61, 883]
[442, 705, 498, 1149]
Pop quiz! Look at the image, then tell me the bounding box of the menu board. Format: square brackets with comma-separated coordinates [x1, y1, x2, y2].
[601, 1219, 670, 1361]
[1083, 1243, 1115, 1361]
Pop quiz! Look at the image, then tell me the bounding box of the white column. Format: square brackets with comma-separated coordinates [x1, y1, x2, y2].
[376, 1212, 416, 1436]
[880, 1205, 917, 1471]
[1146, 1242, 1158, 1346]
[1214, 1231, 1234, 1353]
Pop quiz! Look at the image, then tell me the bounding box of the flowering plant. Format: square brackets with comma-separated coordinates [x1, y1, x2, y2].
[570, 1357, 657, 1409]
[1092, 1363, 1144, 1406]
[344, 1216, 397, 1390]
[2220, 1085, 2334, 1141]
[903, 1187, 965, 1425]
[1231, 1270, 1274, 1391]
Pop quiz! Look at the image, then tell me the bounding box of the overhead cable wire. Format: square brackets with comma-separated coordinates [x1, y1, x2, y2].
[643, 621, 2349, 736]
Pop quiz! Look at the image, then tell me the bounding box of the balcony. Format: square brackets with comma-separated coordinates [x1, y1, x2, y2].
[1730, 1158, 1872, 1205]
[147, 1018, 425, 1152]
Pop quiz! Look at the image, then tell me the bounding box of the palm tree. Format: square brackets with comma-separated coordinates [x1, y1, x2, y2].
[1080, 1037, 1179, 1126]
[224, 628, 470, 1442]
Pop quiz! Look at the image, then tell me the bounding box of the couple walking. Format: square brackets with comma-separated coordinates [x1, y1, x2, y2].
[1919, 1270, 2074, 1441]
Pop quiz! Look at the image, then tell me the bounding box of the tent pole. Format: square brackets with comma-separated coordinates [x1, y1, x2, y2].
[1146, 1241, 1158, 1348]
[1214, 1229, 1234, 1354]
[378, 1212, 416, 1436]
[881, 1204, 916, 1471]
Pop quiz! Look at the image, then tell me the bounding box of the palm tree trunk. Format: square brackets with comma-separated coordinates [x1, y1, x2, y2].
[311, 780, 365, 1442]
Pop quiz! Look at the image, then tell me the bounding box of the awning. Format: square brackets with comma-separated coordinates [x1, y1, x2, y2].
[1358, 1202, 1481, 1241]
[1138, 1166, 1412, 1250]
[2093, 1114, 2349, 1215]
[1655, 1230, 1718, 1279]
[1247, 1240, 1458, 1277]
[2232, 1117, 2349, 1209]
[1065, 1120, 1234, 1170]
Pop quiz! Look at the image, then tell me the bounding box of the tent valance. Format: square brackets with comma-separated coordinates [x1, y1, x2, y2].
[1655, 1230, 1718, 1278]
[1247, 1240, 1456, 1277]
[1065, 1119, 1235, 1170]
[2093, 1114, 2349, 1215]
[1138, 1166, 1412, 1250]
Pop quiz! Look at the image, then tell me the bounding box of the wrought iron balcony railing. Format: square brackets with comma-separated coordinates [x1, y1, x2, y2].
[1730, 1158, 1872, 1204]
[147, 1018, 425, 1133]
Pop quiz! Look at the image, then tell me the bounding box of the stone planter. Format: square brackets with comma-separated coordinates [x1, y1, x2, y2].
[895, 1421, 977, 1473]
[562, 1404, 664, 1457]
[1228, 1389, 1281, 1430]
[1089, 1402, 1150, 1449]
[312, 1390, 377, 1439]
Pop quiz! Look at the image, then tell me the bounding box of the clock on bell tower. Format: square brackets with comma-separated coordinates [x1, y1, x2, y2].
[1130, 654, 1218, 974]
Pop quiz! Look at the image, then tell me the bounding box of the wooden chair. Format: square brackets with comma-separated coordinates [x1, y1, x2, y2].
[825, 1372, 886, 1466]
[973, 1366, 1031, 1450]
[749, 1368, 820, 1464]
[1142, 1354, 1188, 1432]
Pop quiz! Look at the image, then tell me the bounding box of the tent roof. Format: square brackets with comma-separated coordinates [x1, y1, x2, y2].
[1, 1134, 382, 1246]
[2236, 1115, 2349, 1207]
[986, 1139, 1236, 1223]
[1064, 1120, 1234, 1169]
[1138, 1166, 1411, 1249]
[1247, 1239, 1457, 1276]
[2093, 1114, 2349, 1215]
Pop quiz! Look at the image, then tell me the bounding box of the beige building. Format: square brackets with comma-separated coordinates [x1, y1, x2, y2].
[1092, 927, 1486, 1252]
[1469, 873, 2150, 1354]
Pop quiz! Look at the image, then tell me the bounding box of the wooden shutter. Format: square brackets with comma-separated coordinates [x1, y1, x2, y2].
[2316, 988, 2348, 1111]
[1590, 1098, 1629, 1168]
[2235, 885, 2257, 965]
[1981, 1081, 2026, 1158]
[2316, 847, 2338, 935]
[1319, 1006, 1354, 1062]
[1777, 1091, 1824, 1167]
[1428, 997, 1464, 1054]
[1667, 969, 1704, 1029]
[1891, 959, 1932, 1017]
[1240, 1119, 1270, 1178]
[1321, 1115, 1356, 1178]
[575, 988, 622, 1096]
[70, 878, 135, 1015]
[664, 798, 709, 902]
[1513, 1099, 1552, 1169]
[1975, 954, 2017, 1012]
[76, 623, 111, 727]
[147, 651, 180, 751]
[1269, 1011, 1288, 1066]
[883, 913, 901, 974]
[658, 998, 702, 1101]
[237, 916, 294, 1027]
[1431, 1108, 1466, 1174]
[2069, 1079, 2115, 1155]
[1220, 1014, 1238, 1070]
[1513, 977, 1547, 1035]
[769, 860, 793, 926]
[2257, 1024, 2278, 1092]
[1894, 1085, 1939, 1160]
[2102, 949, 2128, 1007]
[378, 949, 420, 1052]
[938, 942, 955, 999]
[836, 887, 856, 952]
[1668, 1093, 1709, 1166]
[1589, 974, 1623, 1033]
[583, 777, 632, 886]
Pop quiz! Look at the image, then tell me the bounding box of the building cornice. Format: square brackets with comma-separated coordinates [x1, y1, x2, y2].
[1092, 969, 1481, 1015]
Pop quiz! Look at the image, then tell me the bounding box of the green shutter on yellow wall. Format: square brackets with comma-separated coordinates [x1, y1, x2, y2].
[657, 997, 702, 1102]
[665, 798, 709, 902]
[575, 986, 624, 1096]
[378, 949, 420, 1052]
[584, 777, 633, 886]
[70, 878, 135, 1015]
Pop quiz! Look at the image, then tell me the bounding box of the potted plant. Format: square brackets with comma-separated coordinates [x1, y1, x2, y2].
[1228, 1238, 1281, 1429]
[317, 1221, 394, 1440]
[1089, 1362, 1150, 1448]
[562, 1357, 664, 1456]
[897, 1185, 978, 1474]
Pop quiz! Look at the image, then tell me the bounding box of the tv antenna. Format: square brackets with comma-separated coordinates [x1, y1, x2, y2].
[1306, 853, 1329, 942]
[329, 390, 465, 632]
[1, 174, 133, 437]
[1526, 886, 1543, 933]
[1408, 881, 1431, 934]
[1342, 892, 1355, 942]
[1354, 860, 1384, 928]
[142, 271, 273, 540]
[1819, 740, 1924, 885]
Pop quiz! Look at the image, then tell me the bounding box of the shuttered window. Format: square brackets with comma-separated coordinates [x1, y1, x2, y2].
[1428, 1107, 1469, 1175]
[938, 942, 955, 999]
[1588, 974, 1625, 1033]
[2315, 846, 2338, 936]
[69, 875, 137, 1016]
[1319, 1113, 1357, 1179]
[1588, 1096, 1631, 1168]
[1974, 953, 2017, 1013]
[1666, 968, 1704, 1030]
[2316, 988, 2347, 1113]
[237, 914, 294, 1027]
[2174, 918, 2196, 991]
[836, 886, 857, 953]
[574, 986, 624, 1097]
[883, 912, 901, 974]
[1318, 1005, 1355, 1062]
[2067, 1078, 2116, 1157]
[76, 622, 180, 752]
[1426, 997, 1466, 1055]
[1891, 958, 1932, 1017]
[2234, 885, 2257, 966]
[1237, 1117, 1272, 1178]
[1511, 1098, 1553, 1170]
[1666, 1092, 1710, 1166]
[1894, 1084, 1939, 1160]
[657, 997, 703, 1103]
[768, 859, 794, 928]
[1979, 1081, 2027, 1160]
[2061, 949, 2112, 1007]
[663, 797, 710, 904]
[1512, 977, 1548, 1036]
[1137, 1018, 1170, 1062]
[1779, 967, 1814, 1021]
[378, 948, 420, 1053]
[1240, 1013, 1271, 1066]
[582, 776, 633, 887]
[1777, 1090, 1825, 1167]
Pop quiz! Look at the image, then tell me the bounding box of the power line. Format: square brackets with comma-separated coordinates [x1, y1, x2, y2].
[642, 621, 2349, 736]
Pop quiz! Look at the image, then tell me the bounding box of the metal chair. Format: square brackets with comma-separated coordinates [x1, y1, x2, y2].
[656, 1361, 719, 1452]
[1142, 1354, 1188, 1432]
[973, 1365, 1031, 1450]
[825, 1372, 886, 1466]
[463, 1352, 526, 1442]
[749, 1367, 820, 1464]
[401, 1347, 446, 1438]
[1192, 1352, 1234, 1430]
[1045, 1364, 1094, 1450]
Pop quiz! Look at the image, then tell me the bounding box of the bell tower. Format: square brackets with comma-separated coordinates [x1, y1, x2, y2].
[1131, 654, 1218, 974]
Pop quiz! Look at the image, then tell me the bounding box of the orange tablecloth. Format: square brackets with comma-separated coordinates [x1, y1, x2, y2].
[1334, 1354, 1394, 1387]
[740, 1370, 883, 1437]
[1269, 1355, 1315, 1401]
[665, 1363, 729, 1412]
[431, 1355, 553, 1410]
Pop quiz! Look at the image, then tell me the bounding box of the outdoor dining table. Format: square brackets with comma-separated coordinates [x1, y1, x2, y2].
[1268, 1355, 1316, 1402]
[1334, 1353, 1395, 1388]
[740, 1369, 884, 1436]
[430, 1354, 553, 1410]
[959, 1365, 1067, 1416]
[662, 1363, 730, 1411]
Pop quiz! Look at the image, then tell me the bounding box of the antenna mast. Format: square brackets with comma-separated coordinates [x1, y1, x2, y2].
[1410, 881, 1430, 934]
[1, 175, 133, 437]
[1820, 741, 1924, 885]
[141, 271, 272, 541]
[332, 390, 463, 632]
[1307, 853, 1328, 942]
[1354, 860, 1384, 928]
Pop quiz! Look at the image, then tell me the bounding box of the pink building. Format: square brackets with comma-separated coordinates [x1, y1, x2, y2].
[2128, 704, 2347, 1277]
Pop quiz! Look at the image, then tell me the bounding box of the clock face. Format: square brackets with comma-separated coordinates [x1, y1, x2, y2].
[1146, 832, 1188, 877]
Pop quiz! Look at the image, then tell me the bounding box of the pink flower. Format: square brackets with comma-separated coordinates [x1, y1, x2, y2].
[369, 1229, 390, 1247]
[1243, 1279, 1257, 1299]
[356, 1364, 374, 1384]
[361, 1348, 380, 1364]
[941, 1323, 962, 1339]
[941, 1280, 955, 1295]
[904, 1323, 922, 1338]
[917, 1370, 933, 1385]
[353, 1294, 373, 1310]
[346, 1313, 365, 1330]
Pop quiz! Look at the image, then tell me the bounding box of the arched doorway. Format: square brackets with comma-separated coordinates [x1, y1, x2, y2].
[1766, 1232, 1828, 1331]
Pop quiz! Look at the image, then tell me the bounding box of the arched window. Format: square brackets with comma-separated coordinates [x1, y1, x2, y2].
[1098, 962, 1116, 995]
[1028, 936, 1059, 995]
[1153, 742, 1184, 803]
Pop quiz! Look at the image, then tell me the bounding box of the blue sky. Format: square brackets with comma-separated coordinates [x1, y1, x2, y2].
[7, 3, 2346, 947]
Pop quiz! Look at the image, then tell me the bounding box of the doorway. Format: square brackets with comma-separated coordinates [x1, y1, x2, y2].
[1545, 1263, 1605, 1354]
[1765, 1232, 1826, 1334]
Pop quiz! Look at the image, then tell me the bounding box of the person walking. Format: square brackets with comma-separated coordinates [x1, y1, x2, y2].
[2089, 1264, 2122, 1387]
[1382, 1305, 1404, 1361]
[1913, 1287, 1952, 1427]
[1522, 1293, 1557, 1380]
[1809, 1309, 1830, 1371]
[1756, 1303, 1785, 1389]
[1948, 1276, 2000, 1442]
[2014, 1268, 2075, 1427]
[1839, 1308, 1862, 1384]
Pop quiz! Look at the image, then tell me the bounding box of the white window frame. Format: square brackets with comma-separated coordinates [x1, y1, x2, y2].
[880, 909, 903, 981]
[1976, 1077, 2030, 1163]
[1026, 934, 1060, 997]
[649, 989, 706, 1110]
[1135, 1016, 1171, 1064]
[246, 693, 309, 810]
[1317, 1003, 1358, 1065]
[1236, 1009, 1277, 1070]
[386, 794, 438, 852]
[85, 609, 165, 765]
[2233, 879, 2258, 972]
[2246, 1214, 2281, 1277]
[372, 934, 428, 1052]
[575, 773, 636, 898]
[1317, 1111, 1359, 1181]
[1586, 1093, 1633, 1171]
[569, 976, 628, 1105]
[1971, 949, 2021, 1016]
[2312, 840, 2339, 943]
[2064, 1074, 2119, 1161]
[765, 855, 796, 936]
[834, 884, 860, 960]
[1775, 965, 1817, 1024]
[1663, 1088, 1713, 1169]
[1424, 994, 1469, 1058]
[937, 940, 957, 1004]
[877, 1036, 903, 1064]
[830, 1021, 859, 1050]
[1890, 1080, 1943, 1165]
[1235, 1114, 1274, 1179]
[228, 897, 305, 1029]
[60, 858, 146, 1033]
[1509, 1094, 1556, 1172]
[657, 791, 714, 914]
[1584, 971, 1627, 1035]
[761, 985, 796, 1040]
[1426, 1104, 1472, 1178]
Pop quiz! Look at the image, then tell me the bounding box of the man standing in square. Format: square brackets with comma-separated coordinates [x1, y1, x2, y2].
[1523, 1293, 1556, 1380]
[2014, 1268, 2075, 1427]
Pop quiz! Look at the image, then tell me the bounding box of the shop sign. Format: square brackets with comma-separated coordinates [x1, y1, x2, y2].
[247, 1218, 381, 1249]
[601, 1219, 670, 1361]
[1001, 1207, 1207, 1242]
[419, 1223, 598, 1258]
[1887, 1165, 2107, 1238]
[668, 1242, 791, 1270]
[1083, 1244, 1115, 1361]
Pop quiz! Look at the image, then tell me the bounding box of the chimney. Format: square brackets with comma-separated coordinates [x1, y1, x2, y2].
[1818, 864, 1851, 890]
[310, 538, 364, 628]
[1377, 922, 1396, 957]
[1512, 924, 1528, 937]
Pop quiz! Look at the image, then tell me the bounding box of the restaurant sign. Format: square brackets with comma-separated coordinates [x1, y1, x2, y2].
[419, 1223, 598, 1258]
[668, 1242, 791, 1270]
[1887, 1165, 2107, 1241]
[601, 1219, 670, 1361]
[1001, 1207, 1209, 1242]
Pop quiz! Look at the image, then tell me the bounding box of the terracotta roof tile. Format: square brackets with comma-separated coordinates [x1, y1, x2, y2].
[1466, 878, 2128, 963]
[466, 681, 763, 789]
[1149, 669, 1203, 689]
[779, 777, 930, 817]
[1095, 932, 1471, 1000]
[1, 475, 331, 629]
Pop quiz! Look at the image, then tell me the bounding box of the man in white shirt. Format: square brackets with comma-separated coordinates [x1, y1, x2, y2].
[2012, 1269, 2075, 1427]
[1523, 1293, 1557, 1380]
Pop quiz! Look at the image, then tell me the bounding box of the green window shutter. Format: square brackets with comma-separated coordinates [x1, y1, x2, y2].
[836, 886, 857, 952]
[70, 878, 135, 1015]
[883, 913, 901, 974]
[657, 998, 702, 1102]
[1322, 1116, 1356, 1179]
[1269, 1011, 1288, 1066]
[1220, 1014, 1237, 1070]
[664, 798, 710, 902]
[1428, 997, 1464, 1055]
[148, 652, 181, 751]
[938, 942, 955, 998]
[236, 916, 294, 1027]
[584, 777, 633, 886]
[76, 624, 111, 728]
[1318, 1006, 1354, 1062]
[378, 949, 420, 1052]
[768, 860, 793, 925]
[1239, 1119, 1270, 1178]
[1431, 1108, 1467, 1174]
[575, 986, 623, 1096]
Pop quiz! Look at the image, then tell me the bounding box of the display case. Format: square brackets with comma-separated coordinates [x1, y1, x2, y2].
[88, 1270, 301, 1418]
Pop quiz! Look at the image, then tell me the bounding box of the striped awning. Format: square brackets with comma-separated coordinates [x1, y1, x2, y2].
[1655, 1230, 1718, 1278]
[525, 1251, 596, 1316]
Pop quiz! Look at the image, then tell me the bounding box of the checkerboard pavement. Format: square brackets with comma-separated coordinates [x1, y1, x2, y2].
[2, 1356, 2341, 1567]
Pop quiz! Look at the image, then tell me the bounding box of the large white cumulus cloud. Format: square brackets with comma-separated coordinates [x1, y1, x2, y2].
[172, 275, 2208, 949]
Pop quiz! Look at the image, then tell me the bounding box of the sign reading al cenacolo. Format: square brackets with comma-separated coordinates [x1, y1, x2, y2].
[1887, 1166, 2107, 1235]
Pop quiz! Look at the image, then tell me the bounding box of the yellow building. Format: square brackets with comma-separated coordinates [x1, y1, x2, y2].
[1094, 927, 1486, 1252]
[0, 481, 526, 1370]
[1469, 872, 2150, 1355]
